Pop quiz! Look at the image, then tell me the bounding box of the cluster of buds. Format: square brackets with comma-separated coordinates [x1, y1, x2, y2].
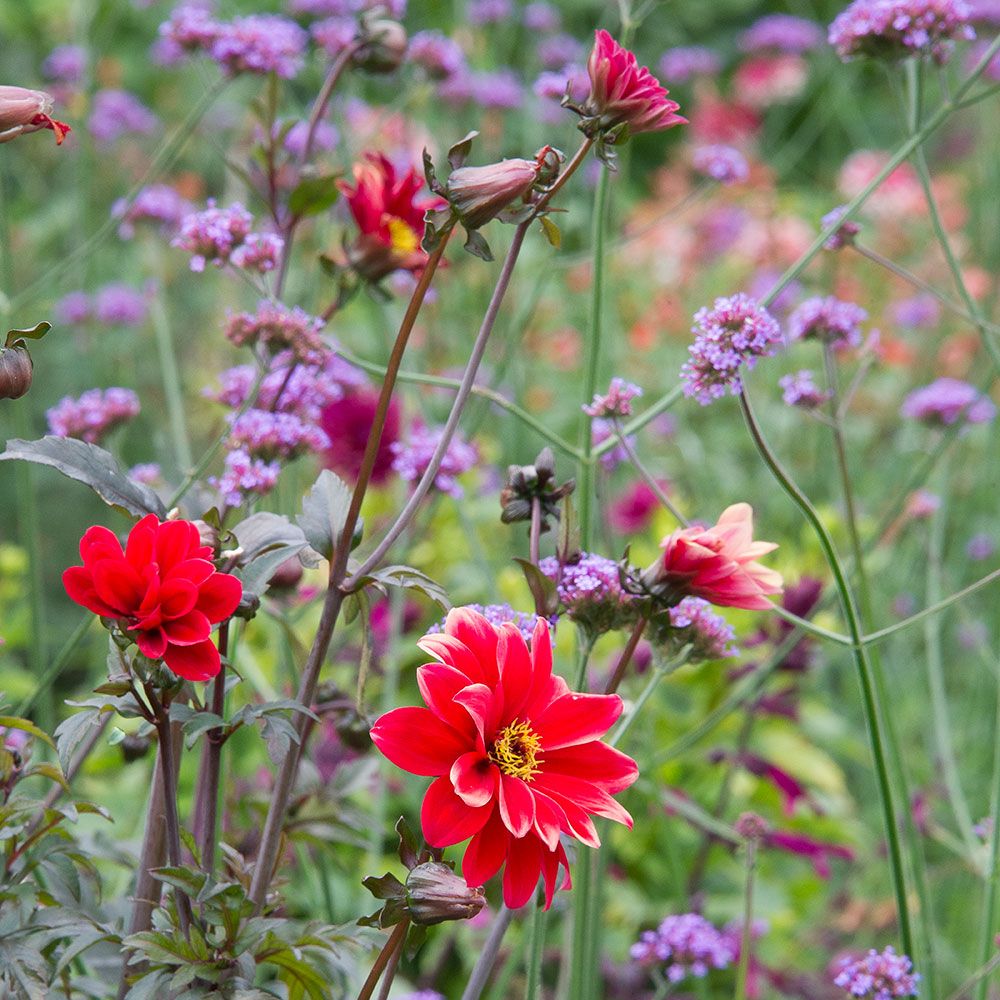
[0, 322, 49, 400]
[499, 447, 575, 532]
[361, 818, 485, 929]
[422, 132, 564, 260]
[0, 86, 71, 145]
[350, 7, 409, 74]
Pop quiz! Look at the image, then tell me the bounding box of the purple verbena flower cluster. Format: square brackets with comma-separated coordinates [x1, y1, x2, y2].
[539, 552, 635, 637]
[230, 233, 284, 272]
[630, 913, 736, 984]
[780, 370, 830, 409]
[113, 185, 193, 239]
[681, 294, 784, 404]
[47, 388, 141, 443]
[408, 31, 467, 80]
[590, 418, 634, 471]
[900, 377, 996, 426]
[227, 410, 330, 461]
[692, 144, 750, 184]
[390, 423, 478, 498]
[173, 201, 282, 273]
[583, 377, 643, 418]
[212, 450, 282, 509]
[468, 0, 513, 25]
[741, 14, 825, 53]
[56, 285, 149, 327]
[43, 45, 87, 84]
[426, 603, 551, 644]
[88, 89, 159, 145]
[829, 0, 975, 64]
[833, 947, 919, 998]
[129, 463, 162, 485]
[311, 18, 358, 58]
[967, 532, 995, 560]
[523, 2, 560, 31]
[659, 46, 722, 82]
[789, 296, 868, 349]
[667, 597, 739, 662]
[891, 293, 941, 328]
[224, 302, 326, 363]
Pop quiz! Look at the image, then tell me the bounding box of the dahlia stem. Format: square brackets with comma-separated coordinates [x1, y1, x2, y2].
[612, 417, 688, 526]
[738, 388, 913, 957]
[529, 497, 542, 566]
[192, 623, 229, 875]
[610, 647, 692, 748]
[973, 677, 1000, 1000]
[150, 279, 194, 476]
[524, 897, 546, 1000]
[356, 918, 409, 1000]
[248, 230, 452, 912]
[734, 838, 757, 1000]
[603, 615, 648, 696]
[346, 221, 530, 585]
[460, 905, 517, 1000]
[577, 165, 611, 546]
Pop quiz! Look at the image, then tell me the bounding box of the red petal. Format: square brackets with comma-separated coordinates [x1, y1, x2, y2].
[462, 806, 509, 887]
[62, 566, 119, 617]
[444, 607, 499, 684]
[124, 516, 157, 569]
[195, 572, 242, 623]
[158, 578, 198, 619]
[450, 751, 497, 808]
[421, 775, 493, 847]
[91, 558, 144, 613]
[533, 772, 633, 829]
[164, 638, 220, 681]
[80, 525, 124, 565]
[417, 663, 478, 736]
[542, 741, 639, 793]
[370, 706, 469, 776]
[162, 610, 211, 645]
[154, 519, 199, 571]
[498, 773, 535, 838]
[533, 785, 600, 848]
[536, 693, 623, 750]
[531, 789, 568, 851]
[498, 625, 532, 721]
[502, 832, 543, 909]
[135, 627, 168, 660]
[454, 683, 502, 743]
[170, 558, 215, 587]
[417, 633, 487, 683]
[540, 841, 571, 910]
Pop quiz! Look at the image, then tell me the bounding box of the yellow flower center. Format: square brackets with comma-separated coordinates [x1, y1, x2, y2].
[386, 216, 420, 255]
[489, 720, 543, 782]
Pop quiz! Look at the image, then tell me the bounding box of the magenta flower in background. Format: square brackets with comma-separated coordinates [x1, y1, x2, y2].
[740, 14, 825, 53]
[658, 46, 722, 83]
[766, 828, 854, 877]
[94, 284, 148, 326]
[780, 370, 830, 409]
[212, 448, 281, 507]
[692, 144, 749, 184]
[321, 389, 400, 485]
[583, 377, 643, 418]
[900, 377, 996, 426]
[88, 89, 159, 145]
[210, 15, 307, 78]
[829, 0, 975, 64]
[967, 0, 1000, 22]
[789, 295, 868, 349]
[681, 294, 783, 404]
[47, 388, 140, 443]
[833, 947, 919, 998]
[54, 291, 93, 325]
[113, 185, 193, 239]
[609, 479, 668, 534]
[630, 913, 735, 983]
[390, 423, 478, 498]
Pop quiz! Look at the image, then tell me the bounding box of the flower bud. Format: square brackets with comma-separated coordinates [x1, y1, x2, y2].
[735, 811, 769, 841]
[268, 554, 304, 591]
[0, 86, 70, 145]
[446, 158, 541, 230]
[353, 19, 408, 73]
[0, 344, 33, 399]
[500, 447, 574, 530]
[120, 733, 152, 763]
[405, 861, 486, 925]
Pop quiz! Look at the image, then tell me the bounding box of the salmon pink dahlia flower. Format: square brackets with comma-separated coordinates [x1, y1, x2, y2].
[658, 503, 783, 611]
[63, 515, 242, 681]
[576, 29, 686, 139]
[370, 608, 638, 909]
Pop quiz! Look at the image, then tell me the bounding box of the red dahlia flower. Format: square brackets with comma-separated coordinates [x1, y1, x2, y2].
[63, 514, 242, 682]
[339, 153, 442, 281]
[658, 503, 782, 611]
[370, 608, 638, 909]
[581, 30, 686, 138]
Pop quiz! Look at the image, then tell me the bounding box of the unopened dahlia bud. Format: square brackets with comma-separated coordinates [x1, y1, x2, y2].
[120, 733, 152, 763]
[190, 518, 221, 553]
[500, 446, 575, 530]
[268, 555, 304, 591]
[354, 18, 408, 73]
[0, 86, 71, 145]
[405, 861, 486, 925]
[0, 344, 33, 399]
[446, 158, 542, 230]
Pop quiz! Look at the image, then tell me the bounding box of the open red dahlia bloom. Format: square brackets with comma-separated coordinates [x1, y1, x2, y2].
[659, 503, 782, 611]
[583, 29, 686, 137]
[63, 514, 242, 682]
[370, 608, 638, 909]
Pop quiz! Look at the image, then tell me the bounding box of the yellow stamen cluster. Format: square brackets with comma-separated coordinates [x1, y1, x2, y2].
[387, 216, 420, 254]
[489, 720, 543, 782]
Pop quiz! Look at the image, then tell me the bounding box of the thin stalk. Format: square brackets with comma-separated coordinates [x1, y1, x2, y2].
[375, 929, 405, 1000]
[739, 389, 912, 956]
[604, 615, 649, 695]
[609, 648, 692, 747]
[356, 919, 410, 1000]
[955, 955, 1000, 1000]
[150, 286, 193, 475]
[734, 840, 757, 1000]
[524, 900, 546, 1000]
[974, 677, 1000, 1000]
[529, 498, 542, 565]
[593, 385, 684, 458]
[461, 905, 517, 1000]
[248, 231, 451, 911]
[577, 166, 611, 543]
[612, 418, 688, 526]
[16, 615, 92, 717]
[192, 623, 228, 874]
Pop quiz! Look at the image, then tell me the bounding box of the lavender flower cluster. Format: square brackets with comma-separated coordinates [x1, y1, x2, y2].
[740, 14, 825, 53]
[47, 388, 141, 443]
[583, 377, 643, 418]
[173, 201, 282, 273]
[680, 294, 783, 404]
[426, 603, 550, 644]
[659, 46, 722, 82]
[630, 913, 736, 984]
[822, 205, 862, 250]
[667, 597, 739, 662]
[227, 410, 330, 462]
[788, 295, 868, 349]
[88, 89, 158, 145]
[692, 144, 750, 185]
[539, 552, 636, 637]
[113, 185, 193, 239]
[55, 285, 149, 327]
[390, 424, 478, 498]
[829, 0, 975, 64]
[900, 377, 996, 426]
[780, 370, 830, 409]
[833, 947, 919, 998]
[224, 302, 327, 363]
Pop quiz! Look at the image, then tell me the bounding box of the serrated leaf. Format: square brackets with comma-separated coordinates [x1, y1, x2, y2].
[288, 173, 340, 217]
[296, 470, 352, 561]
[0, 437, 166, 519]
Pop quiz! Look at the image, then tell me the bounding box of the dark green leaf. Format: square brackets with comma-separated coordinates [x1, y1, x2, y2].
[296, 470, 352, 561]
[5, 322, 50, 349]
[288, 174, 340, 217]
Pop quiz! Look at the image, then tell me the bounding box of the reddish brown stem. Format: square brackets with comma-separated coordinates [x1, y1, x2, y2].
[603, 615, 648, 695]
[356, 920, 410, 1000]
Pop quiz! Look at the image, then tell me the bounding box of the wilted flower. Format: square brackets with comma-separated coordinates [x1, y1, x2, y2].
[572, 30, 686, 143]
[63, 515, 242, 681]
[900, 377, 996, 426]
[500, 447, 575, 530]
[631, 913, 735, 983]
[657, 504, 783, 611]
[370, 608, 638, 908]
[404, 861, 486, 925]
[47, 388, 140, 443]
[680, 294, 783, 404]
[0, 344, 33, 400]
[780, 370, 830, 409]
[692, 144, 749, 184]
[443, 153, 547, 230]
[833, 947, 919, 998]
[0, 85, 70, 145]
[390, 422, 478, 498]
[788, 295, 868, 349]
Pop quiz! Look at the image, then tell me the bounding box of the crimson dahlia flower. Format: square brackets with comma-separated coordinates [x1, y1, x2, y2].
[63, 514, 242, 681]
[371, 608, 638, 909]
[581, 30, 686, 137]
[659, 503, 782, 611]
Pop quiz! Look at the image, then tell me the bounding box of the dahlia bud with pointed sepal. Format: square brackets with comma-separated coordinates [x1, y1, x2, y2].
[405, 861, 486, 926]
[500, 446, 575, 531]
[0, 86, 71, 145]
[353, 17, 408, 74]
[0, 344, 33, 399]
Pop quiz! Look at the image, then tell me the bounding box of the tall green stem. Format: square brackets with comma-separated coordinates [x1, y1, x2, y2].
[974, 674, 1000, 1000]
[149, 280, 193, 476]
